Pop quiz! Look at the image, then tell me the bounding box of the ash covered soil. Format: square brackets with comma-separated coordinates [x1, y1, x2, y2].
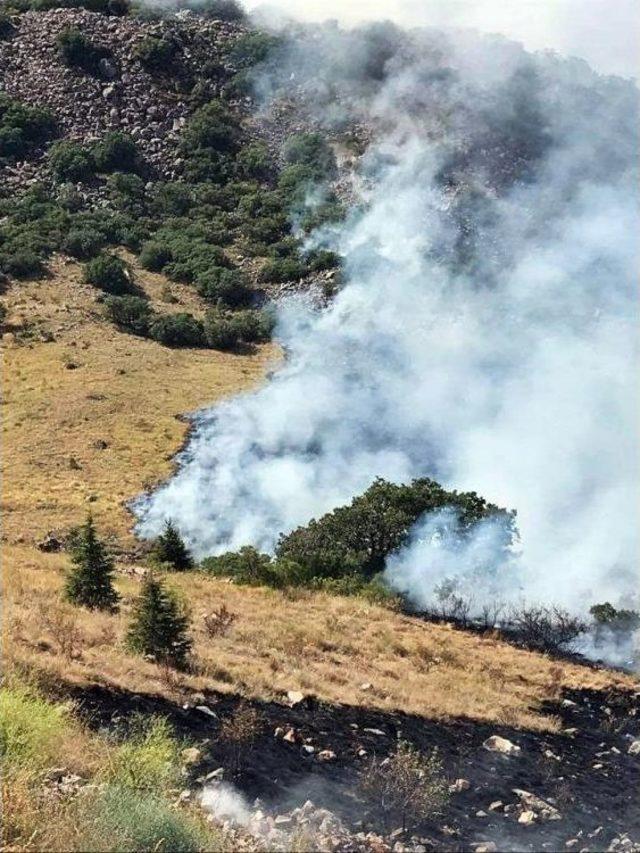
[61, 677, 640, 852]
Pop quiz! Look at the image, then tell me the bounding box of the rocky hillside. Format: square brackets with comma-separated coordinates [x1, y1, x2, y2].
[1, 9, 245, 187]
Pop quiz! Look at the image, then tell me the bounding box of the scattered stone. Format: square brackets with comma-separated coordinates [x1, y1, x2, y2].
[181, 747, 202, 765]
[627, 740, 640, 756]
[488, 801, 504, 812]
[363, 727, 386, 736]
[518, 810, 537, 825]
[286, 690, 305, 707]
[283, 728, 297, 744]
[317, 749, 336, 762]
[474, 844, 498, 853]
[483, 735, 521, 756]
[301, 744, 315, 755]
[195, 705, 217, 718]
[203, 767, 224, 781]
[449, 778, 471, 793]
[513, 789, 561, 822]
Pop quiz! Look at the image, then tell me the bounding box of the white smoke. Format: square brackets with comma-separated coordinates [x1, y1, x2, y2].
[250, 0, 640, 79]
[135, 22, 639, 615]
[200, 781, 252, 825]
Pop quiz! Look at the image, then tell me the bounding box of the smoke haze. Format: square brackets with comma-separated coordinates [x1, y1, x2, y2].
[135, 15, 639, 616]
[250, 0, 640, 79]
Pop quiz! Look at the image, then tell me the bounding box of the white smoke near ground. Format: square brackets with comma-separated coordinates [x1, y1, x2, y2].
[134, 20, 639, 620]
[200, 781, 253, 825]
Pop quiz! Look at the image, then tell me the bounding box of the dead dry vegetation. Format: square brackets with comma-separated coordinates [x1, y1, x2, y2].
[1, 263, 636, 738]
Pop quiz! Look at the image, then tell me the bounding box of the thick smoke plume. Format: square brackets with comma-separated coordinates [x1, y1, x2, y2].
[135, 20, 639, 616]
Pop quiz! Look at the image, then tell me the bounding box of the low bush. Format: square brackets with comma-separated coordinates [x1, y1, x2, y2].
[0, 11, 16, 39]
[93, 131, 139, 173]
[202, 307, 239, 350]
[509, 605, 587, 652]
[360, 740, 448, 832]
[236, 141, 272, 180]
[1, 248, 45, 279]
[150, 182, 193, 217]
[0, 94, 56, 161]
[84, 252, 134, 294]
[56, 225, 101, 261]
[196, 267, 252, 307]
[0, 682, 70, 770]
[80, 785, 210, 852]
[229, 307, 274, 343]
[48, 140, 95, 182]
[149, 312, 205, 347]
[56, 27, 107, 72]
[105, 294, 154, 335]
[133, 35, 177, 71]
[181, 99, 240, 155]
[258, 256, 308, 283]
[283, 131, 337, 180]
[139, 240, 173, 271]
[108, 716, 179, 792]
[590, 602, 640, 633]
[228, 31, 281, 68]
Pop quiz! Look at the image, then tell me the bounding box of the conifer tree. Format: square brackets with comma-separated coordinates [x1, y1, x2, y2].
[153, 519, 194, 571]
[126, 573, 192, 669]
[64, 514, 119, 611]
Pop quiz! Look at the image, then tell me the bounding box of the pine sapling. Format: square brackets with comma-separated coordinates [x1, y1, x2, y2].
[64, 514, 119, 612]
[126, 573, 192, 669]
[153, 519, 194, 571]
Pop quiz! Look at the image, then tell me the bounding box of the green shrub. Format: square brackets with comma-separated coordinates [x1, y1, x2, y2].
[228, 31, 281, 68]
[230, 308, 274, 343]
[0, 11, 16, 39]
[139, 240, 173, 272]
[0, 94, 56, 160]
[277, 477, 518, 580]
[1, 248, 45, 279]
[149, 312, 205, 347]
[201, 546, 273, 584]
[258, 256, 307, 283]
[133, 35, 177, 71]
[307, 248, 340, 272]
[93, 131, 139, 173]
[236, 141, 272, 180]
[283, 132, 337, 179]
[150, 182, 193, 217]
[84, 252, 134, 294]
[181, 99, 240, 155]
[108, 716, 179, 791]
[0, 682, 71, 770]
[56, 27, 106, 71]
[126, 573, 192, 668]
[105, 294, 154, 335]
[202, 307, 239, 350]
[185, 0, 245, 21]
[81, 785, 210, 852]
[48, 140, 95, 182]
[196, 267, 251, 307]
[107, 172, 147, 214]
[62, 228, 104, 259]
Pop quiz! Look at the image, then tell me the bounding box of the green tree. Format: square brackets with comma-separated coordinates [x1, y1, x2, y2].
[64, 515, 119, 611]
[126, 574, 192, 669]
[153, 520, 193, 571]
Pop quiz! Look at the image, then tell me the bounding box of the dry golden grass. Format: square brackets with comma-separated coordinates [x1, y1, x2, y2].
[1, 254, 276, 545]
[2, 261, 637, 738]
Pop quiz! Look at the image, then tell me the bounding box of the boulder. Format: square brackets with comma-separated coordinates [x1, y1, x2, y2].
[483, 735, 521, 756]
[286, 690, 305, 707]
[518, 810, 537, 825]
[627, 740, 640, 756]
